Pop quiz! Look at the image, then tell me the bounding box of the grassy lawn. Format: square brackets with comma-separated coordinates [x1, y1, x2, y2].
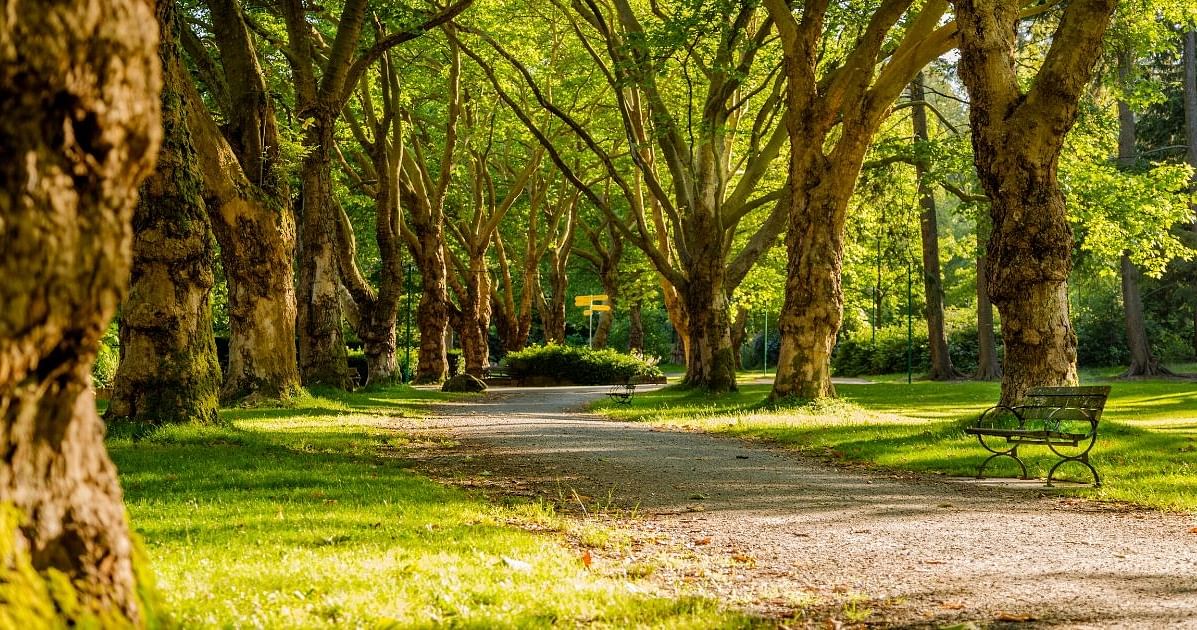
[595, 375, 1197, 512]
[109, 387, 753, 629]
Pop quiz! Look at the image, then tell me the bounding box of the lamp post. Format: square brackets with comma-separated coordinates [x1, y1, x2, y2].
[906, 259, 913, 385]
[762, 306, 768, 377]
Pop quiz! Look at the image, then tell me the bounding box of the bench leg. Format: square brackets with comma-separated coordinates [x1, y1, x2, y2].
[1046, 453, 1100, 487]
[976, 443, 1028, 480]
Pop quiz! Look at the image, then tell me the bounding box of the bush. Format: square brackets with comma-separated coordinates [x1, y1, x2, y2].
[91, 322, 120, 388]
[501, 344, 663, 385]
[831, 307, 1001, 376]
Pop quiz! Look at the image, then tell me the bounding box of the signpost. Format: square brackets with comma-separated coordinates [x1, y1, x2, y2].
[574, 294, 610, 347]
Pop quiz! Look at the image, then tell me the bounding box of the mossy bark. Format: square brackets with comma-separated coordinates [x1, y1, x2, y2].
[296, 118, 351, 389]
[0, 0, 161, 622]
[953, 0, 1115, 404]
[109, 1, 221, 426]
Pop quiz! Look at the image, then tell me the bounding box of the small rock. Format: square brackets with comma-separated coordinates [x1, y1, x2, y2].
[442, 374, 487, 392]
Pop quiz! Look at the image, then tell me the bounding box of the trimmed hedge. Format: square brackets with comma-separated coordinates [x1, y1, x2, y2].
[502, 345, 662, 385]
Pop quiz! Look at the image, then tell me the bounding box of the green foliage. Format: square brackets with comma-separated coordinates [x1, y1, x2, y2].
[831, 308, 997, 376]
[502, 344, 663, 384]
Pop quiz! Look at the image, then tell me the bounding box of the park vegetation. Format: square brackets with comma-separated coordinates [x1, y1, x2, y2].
[2, 0, 1196, 625]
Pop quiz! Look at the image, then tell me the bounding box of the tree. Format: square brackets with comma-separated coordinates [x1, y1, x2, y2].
[763, 0, 957, 399]
[0, 0, 160, 621]
[910, 72, 961, 380]
[181, 0, 303, 403]
[108, 0, 221, 425]
[280, 0, 472, 388]
[953, 0, 1117, 403]
[459, 1, 790, 392]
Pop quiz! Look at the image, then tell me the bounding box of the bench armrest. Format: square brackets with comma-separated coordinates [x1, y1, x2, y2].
[972, 404, 1027, 430]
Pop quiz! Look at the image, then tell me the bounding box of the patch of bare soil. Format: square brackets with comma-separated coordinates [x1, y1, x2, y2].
[388, 386, 1197, 628]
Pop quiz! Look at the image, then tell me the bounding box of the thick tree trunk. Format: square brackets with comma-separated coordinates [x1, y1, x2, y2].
[457, 256, 491, 377]
[911, 73, 959, 380]
[975, 249, 1003, 380]
[197, 0, 301, 403]
[296, 119, 351, 388]
[0, 0, 160, 622]
[680, 252, 737, 392]
[109, 7, 220, 425]
[413, 230, 450, 383]
[730, 307, 749, 371]
[540, 251, 568, 344]
[360, 310, 399, 385]
[772, 196, 843, 399]
[629, 301, 645, 353]
[953, 0, 1113, 404]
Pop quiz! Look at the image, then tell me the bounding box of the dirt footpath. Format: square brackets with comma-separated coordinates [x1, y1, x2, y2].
[400, 386, 1197, 628]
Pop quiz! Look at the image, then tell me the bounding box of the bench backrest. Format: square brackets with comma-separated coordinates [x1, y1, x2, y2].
[1019, 386, 1111, 423]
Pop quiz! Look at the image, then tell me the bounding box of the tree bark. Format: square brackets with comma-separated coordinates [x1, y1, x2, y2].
[294, 117, 351, 388]
[195, 0, 302, 403]
[911, 72, 959, 380]
[412, 224, 450, 383]
[629, 301, 645, 353]
[109, 2, 221, 425]
[730, 307, 749, 371]
[680, 245, 737, 392]
[0, 0, 160, 622]
[975, 240, 1003, 380]
[953, 0, 1115, 404]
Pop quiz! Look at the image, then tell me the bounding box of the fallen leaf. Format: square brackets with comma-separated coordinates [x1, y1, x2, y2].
[502, 556, 532, 573]
[1189, 527, 1197, 534]
[581, 549, 592, 568]
[995, 612, 1035, 622]
[693, 537, 712, 545]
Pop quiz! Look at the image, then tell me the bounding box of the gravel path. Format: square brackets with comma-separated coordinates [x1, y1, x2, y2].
[403, 385, 1197, 628]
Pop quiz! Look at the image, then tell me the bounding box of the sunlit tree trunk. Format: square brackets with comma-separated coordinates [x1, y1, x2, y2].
[629, 301, 645, 353]
[975, 228, 1003, 380]
[0, 0, 160, 621]
[110, 3, 220, 425]
[953, 0, 1115, 404]
[195, 0, 301, 403]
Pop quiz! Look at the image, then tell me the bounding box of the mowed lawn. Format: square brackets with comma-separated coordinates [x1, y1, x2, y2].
[107, 387, 753, 629]
[596, 373, 1197, 511]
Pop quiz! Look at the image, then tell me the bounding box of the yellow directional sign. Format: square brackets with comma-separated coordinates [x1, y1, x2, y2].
[589, 304, 611, 312]
[574, 294, 610, 307]
[583, 309, 593, 316]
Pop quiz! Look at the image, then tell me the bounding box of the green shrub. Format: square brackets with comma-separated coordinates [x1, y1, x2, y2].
[92, 322, 120, 388]
[502, 344, 662, 384]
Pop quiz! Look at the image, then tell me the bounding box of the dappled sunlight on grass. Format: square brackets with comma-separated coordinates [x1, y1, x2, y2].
[596, 379, 1197, 511]
[111, 385, 753, 628]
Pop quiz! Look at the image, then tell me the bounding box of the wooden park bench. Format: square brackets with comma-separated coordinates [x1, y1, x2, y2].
[606, 382, 636, 405]
[964, 385, 1110, 487]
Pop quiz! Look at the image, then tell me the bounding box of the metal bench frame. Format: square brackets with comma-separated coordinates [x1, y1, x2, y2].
[606, 383, 635, 405]
[964, 385, 1109, 487]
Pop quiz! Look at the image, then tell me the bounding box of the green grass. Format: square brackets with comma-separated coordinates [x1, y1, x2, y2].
[110, 386, 755, 628]
[596, 377, 1197, 512]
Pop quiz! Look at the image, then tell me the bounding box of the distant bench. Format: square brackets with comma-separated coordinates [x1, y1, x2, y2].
[964, 386, 1110, 487]
[606, 383, 635, 405]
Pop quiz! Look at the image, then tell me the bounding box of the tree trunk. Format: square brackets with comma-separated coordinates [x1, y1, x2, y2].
[975, 248, 1003, 380]
[680, 251, 737, 392]
[198, 0, 301, 403]
[952, 0, 1115, 404]
[772, 196, 843, 399]
[109, 5, 220, 425]
[730, 307, 749, 371]
[1185, 31, 1197, 180]
[296, 119, 351, 388]
[457, 256, 491, 377]
[629, 301, 645, 353]
[593, 268, 619, 349]
[1116, 58, 1170, 377]
[413, 227, 449, 383]
[0, 0, 160, 622]
[911, 72, 959, 380]
[540, 250, 568, 344]
[360, 310, 399, 385]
